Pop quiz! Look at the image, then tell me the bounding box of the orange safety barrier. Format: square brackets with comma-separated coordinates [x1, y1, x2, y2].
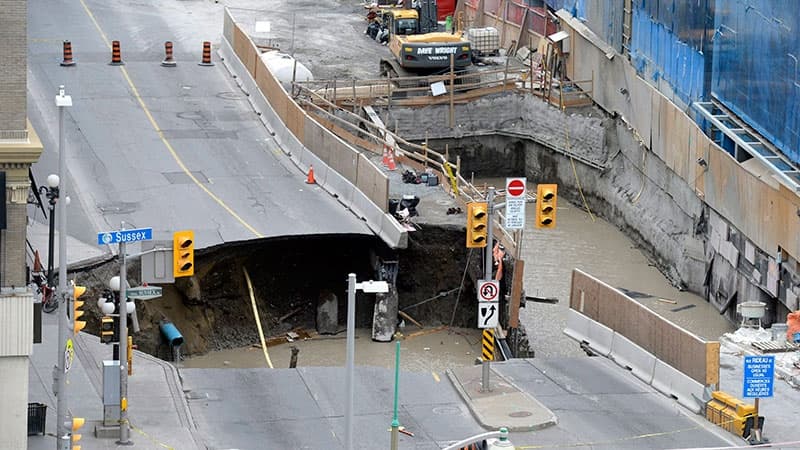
[198, 41, 214, 66]
[161, 41, 176, 67]
[60, 40, 76, 66]
[109, 40, 124, 65]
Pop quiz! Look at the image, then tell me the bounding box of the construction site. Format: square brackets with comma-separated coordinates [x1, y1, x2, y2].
[9, 0, 800, 447]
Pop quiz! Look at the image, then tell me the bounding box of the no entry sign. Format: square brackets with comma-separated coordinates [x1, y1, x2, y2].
[507, 179, 525, 197]
[505, 177, 526, 229]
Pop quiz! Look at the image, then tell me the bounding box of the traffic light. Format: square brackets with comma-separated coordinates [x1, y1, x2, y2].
[535, 184, 557, 229]
[71, 416, 84, 450]
[173, 230, 195, 278]
[72, 284, 86, 334]
[466, 202, 489, 248]
[100, 317, 114, 344]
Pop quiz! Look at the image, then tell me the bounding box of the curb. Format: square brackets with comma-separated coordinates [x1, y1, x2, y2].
[446, 366, 557, 432]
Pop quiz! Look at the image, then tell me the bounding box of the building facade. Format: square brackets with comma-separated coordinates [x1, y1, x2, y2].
[0, 1, 44, 447]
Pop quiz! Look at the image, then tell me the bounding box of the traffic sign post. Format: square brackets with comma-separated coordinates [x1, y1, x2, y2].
[97, 224, 154, 445]
[743, 355, 774, 444]
[504, 178, 526, 229]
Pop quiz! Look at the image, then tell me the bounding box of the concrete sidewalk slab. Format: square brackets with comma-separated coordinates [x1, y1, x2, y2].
[26, 220, 111, 272]
[447, 364, 557, 431]
[28, 312, 202, 450]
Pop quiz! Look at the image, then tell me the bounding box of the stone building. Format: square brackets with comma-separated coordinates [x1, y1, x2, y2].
[0, 1, 44, 448]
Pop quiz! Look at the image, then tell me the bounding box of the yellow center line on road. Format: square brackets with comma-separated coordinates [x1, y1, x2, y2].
[77, 0, 264, 239]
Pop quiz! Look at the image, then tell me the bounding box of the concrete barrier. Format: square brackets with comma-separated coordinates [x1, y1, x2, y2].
[563, 309, 613, 357]
[563, 308, 591, 343]
[651, 359, 705, 414]
[609, 333, 656, 384]
[585, 318, 614, 357]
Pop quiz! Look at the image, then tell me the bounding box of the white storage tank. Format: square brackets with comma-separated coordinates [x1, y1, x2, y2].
[260, 51, 313, 89]
[467, 27, 500, 56]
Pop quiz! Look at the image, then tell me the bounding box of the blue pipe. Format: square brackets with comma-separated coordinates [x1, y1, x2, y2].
[160, 321, 184, 347]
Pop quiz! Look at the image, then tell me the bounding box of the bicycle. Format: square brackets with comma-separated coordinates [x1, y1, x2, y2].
[31, 271, 58, 313]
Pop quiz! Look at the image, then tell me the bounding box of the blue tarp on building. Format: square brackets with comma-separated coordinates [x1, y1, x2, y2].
[629, 0, 709, 104]
[711, 0, 800, 163]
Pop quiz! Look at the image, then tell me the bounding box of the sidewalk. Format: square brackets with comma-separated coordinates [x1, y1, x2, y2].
[28, 307, 201, 450]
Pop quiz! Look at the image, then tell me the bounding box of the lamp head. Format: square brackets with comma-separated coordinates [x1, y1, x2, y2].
[109, 276, 121, 291]
[46, 174, 60, 188]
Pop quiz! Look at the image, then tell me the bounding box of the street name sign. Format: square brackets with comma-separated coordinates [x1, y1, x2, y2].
[478, 302, 499, 328]
[743, 355, 775, 398]
[504, 177, 526, 229]
[477, 280, 499, 302]
[97, 227, 153, 245]
[126, 286, 163, 300]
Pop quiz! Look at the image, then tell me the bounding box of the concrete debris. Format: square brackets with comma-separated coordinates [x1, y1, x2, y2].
[316, 291, 339, 335]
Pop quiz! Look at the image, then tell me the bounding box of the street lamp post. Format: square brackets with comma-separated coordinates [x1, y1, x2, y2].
[39, 174, 59, 289]
[54, 85, 72, 450]
[344, 273, 389, 450]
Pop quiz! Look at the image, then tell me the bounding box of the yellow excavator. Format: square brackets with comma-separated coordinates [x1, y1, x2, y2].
[378, 2, 472, 78]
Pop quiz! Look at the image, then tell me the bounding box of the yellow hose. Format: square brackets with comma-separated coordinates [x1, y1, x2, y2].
[564, 125, 595, 222]
[243, 266, 274, 369]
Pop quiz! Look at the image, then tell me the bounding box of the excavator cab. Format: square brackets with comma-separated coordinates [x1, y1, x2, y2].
[383, 10, 420, 36]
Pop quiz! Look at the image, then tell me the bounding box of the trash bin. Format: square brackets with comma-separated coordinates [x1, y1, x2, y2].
[27, 402, 47, 436]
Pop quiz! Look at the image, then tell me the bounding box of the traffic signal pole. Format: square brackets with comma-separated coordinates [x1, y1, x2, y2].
[482, 187, 495, 392]
[118, 228, 132, 445]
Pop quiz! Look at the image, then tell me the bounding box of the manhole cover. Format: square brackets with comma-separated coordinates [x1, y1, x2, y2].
[217, 91, 245, 100]
[432, 406, 461, 416]
[509, 411, 532, 418]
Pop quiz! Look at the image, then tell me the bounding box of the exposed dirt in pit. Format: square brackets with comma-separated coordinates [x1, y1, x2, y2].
[74, 226, 485, 360]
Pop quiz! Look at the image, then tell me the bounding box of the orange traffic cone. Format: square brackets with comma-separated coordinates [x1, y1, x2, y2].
[306, 165, 316, 184]
[386, 147, 397, 171]
[60, 40, 76, 66]
[198, 41, 215, 66]
[161, 41, 177, 67]
[109, 40, 124, 65]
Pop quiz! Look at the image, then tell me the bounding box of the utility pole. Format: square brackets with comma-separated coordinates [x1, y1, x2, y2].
[117, 225, 132, 445]
[54, 85, 72, 450]
[482, 187, 495, 392]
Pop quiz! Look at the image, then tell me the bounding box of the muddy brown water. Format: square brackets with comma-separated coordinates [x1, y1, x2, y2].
[515, 181, 735, 357]
[185, 181, 735, 368]
[182, 327, 482, 373]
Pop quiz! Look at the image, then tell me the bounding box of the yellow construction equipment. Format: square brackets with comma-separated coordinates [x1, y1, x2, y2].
[377, 3, 472, 78]
[705, 391, 763, 438]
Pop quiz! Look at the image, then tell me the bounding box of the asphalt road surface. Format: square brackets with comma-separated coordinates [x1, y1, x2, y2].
[27, 0, 371, 251]
[182, 358, 736, 449]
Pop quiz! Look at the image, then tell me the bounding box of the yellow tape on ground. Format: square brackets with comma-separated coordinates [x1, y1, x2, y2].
[125, 420, 175, 449]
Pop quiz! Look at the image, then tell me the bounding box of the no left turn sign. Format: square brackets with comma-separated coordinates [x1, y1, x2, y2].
[478, 280, 499, 302]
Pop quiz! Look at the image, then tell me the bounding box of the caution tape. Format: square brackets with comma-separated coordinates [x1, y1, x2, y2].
[516, 417, 742, 449]
[122, 419, 175, 449]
